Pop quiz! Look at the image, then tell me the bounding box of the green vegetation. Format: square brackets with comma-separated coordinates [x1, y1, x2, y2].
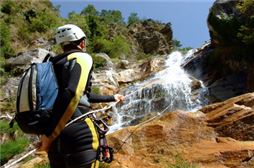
[128, 12, 141, 25]
[0, 0, 176, 79]
[0, 20, 14, 59]
[0, 0, 166, 65]
[208, 11, 241, 46]
[91, 85, 101, 95]
[168, 155, 198, 168]
[205, 0, 254, 72]
[94, 35, 130, 58]
[172, 39, 192, 53]
[0, 120, 30, 165]
[237, 0, 254, 46]
[172, 39, 182, 50]
[0, 137, 29, 164]
[207, 0, 254, 47]
[0, 119, 18, 134]
[92, 53, 107, 69]
[34, 162, 50, 168]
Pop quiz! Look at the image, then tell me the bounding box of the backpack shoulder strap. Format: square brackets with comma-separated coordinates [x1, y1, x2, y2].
[50, 49, 82, 64]
[42, 52, 55, 63]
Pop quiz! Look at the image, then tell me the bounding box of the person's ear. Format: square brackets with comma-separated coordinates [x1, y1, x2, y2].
[79, 40, 85, 49]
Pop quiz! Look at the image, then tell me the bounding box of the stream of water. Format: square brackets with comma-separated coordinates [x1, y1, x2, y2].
[109, 50, 208, 132]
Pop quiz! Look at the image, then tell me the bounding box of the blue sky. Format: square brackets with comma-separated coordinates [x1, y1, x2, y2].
[51, 0, 214, 48]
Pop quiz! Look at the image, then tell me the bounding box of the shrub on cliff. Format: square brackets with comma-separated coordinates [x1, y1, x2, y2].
[94, 35, 130, 58]
[208, 0, 254, 47]
[237, 0, 254, 46]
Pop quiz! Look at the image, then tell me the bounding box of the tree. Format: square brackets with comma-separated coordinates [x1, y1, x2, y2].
[81, 4, 98, 16]
[100, 9, 124, 25]
[68, 12, 90, 37]
[172, 39, 182, 49]
[128, 12, 140, 25]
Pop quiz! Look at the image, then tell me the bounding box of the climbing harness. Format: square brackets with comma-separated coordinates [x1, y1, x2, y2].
[93, 119, 114, 163]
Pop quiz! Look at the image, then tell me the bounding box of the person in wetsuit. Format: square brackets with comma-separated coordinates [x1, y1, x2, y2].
[37, 24, 124, 168]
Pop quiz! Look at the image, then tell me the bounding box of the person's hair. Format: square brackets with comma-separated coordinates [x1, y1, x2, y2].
[62, 37, 85, 51]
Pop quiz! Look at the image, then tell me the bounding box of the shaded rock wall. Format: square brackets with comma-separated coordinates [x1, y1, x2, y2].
[184, 0, 254, 101]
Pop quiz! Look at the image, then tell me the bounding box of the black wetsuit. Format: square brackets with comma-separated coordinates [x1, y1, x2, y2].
[45, 50, 115, 168]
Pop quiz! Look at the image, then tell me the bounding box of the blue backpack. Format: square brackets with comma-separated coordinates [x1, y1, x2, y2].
[13, 57, 58, 134]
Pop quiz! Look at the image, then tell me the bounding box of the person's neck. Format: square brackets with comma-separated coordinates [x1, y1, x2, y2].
[63, 46, 83, 53]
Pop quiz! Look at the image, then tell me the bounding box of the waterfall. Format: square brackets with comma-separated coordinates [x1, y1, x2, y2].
[109, 50, 208, 132]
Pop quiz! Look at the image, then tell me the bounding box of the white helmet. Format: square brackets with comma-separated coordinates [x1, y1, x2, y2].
[55, 24, 86, 45]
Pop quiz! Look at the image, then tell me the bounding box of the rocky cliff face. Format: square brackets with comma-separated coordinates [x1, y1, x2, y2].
[128, 19, 173, 55]
[103, 19, 173, 57]
[207, 0, 242, 46]
[184, 0, 254, 101]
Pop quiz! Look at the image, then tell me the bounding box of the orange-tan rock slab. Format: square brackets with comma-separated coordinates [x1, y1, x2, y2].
[108, 92, 254, 168]
[200, 92, 254, 141]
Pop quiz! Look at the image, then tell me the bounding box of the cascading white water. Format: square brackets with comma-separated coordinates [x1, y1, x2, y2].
[109, 50, 208, 132]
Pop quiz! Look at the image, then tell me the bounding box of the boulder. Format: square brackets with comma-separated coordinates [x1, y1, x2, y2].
[5, 48, 51, 76]
[95, 53, 114, 70]
[116, 69, 139, 83]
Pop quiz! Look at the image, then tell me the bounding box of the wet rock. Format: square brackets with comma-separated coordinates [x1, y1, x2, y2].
[191, 78, 202, 91]
[183, 43, 248, 102]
